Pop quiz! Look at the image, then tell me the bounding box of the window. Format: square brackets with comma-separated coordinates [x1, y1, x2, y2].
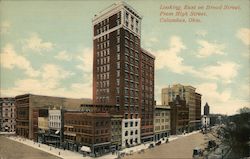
[117, 53, 120, 60]
[117, 70, 120, 77]
[117, 36, 120, 43]
[116, 19, 120, 26]
[125, 131, 128, 136]
[125, 122, 128, 127]
[130, 121, 133, 127]
[117, 62, 120, 69]
[117, 45, 120, 52]
[130, 131, 133, 135]
[125, 114, 128, 119]
[107, 48, 110, 55]
[135, 130, 138, 134]
[116, 79, 120, 86]
[116, 88, 119, 94]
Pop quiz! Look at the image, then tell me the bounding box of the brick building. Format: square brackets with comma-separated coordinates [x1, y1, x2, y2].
[169, 95, 189, 135]
[80, 104, 122, 151]
[92, 1, 155, 145]
[0, 97, 16, 132]
[15, 94, 92, 140]
[64, 111, 111, 157]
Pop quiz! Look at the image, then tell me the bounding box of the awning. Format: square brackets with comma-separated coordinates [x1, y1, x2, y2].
[55, 130, 60, 134]
[81, 146, 91, 152]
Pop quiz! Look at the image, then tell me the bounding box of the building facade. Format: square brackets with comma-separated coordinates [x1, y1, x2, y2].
[110, 115, 123, 151]
[80, 104, 122, 151]
[92, 1, 155, 144]
[15, 94, 92, 140]
[64, 111, 111, 157]
[204, 102, 210, 115]
[122, 118, 141, 148]
[169, 95, 189, 135]
[154, 105, 171, 142]
[140, 48, 155, 142]
[0, 97, 16, 132]
[162, 84, 201, 131]
[47, 109, 64, 147]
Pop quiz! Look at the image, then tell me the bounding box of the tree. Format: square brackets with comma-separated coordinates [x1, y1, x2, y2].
[219, 113, 250, 158]
[237, 107, 250, 114]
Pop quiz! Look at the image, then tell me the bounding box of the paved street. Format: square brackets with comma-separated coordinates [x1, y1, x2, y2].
[124, 132, 214, 159]
[0, 136, 61, 159]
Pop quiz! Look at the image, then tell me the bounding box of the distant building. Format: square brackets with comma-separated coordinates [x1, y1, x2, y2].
[201, 115, 210, 128]
[15, 93, 92, 140]
[162, 84, 202, 131]
[169, 95, 189, 135]
[154, 105, 171, 142]
[0, 97, 16, 132]
[204, 102, 210, 115]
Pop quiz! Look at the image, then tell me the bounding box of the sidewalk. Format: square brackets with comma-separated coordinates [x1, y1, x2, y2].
[8, 136, 92, 159]
[7, 130, 200, 159]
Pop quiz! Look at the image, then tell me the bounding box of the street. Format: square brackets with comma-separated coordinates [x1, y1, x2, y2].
[0, 135, 61, 159]
[124, 132, 215, 159]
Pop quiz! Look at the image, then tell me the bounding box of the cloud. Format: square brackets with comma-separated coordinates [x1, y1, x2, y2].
[41, 64, 74, 88]
[153, 36, 195, 74]
[76, 48, 93, 73]
[202, 61, 240, 83]
[0, 79, 92, 99]
[23, 33, 54, 52]
[196, 82, 249, 115]
[55, 51, 72, 61]
[0, 44, 40, 77]
[0, 21, 11, 34]
[236, 28, 250, 45]
[196, 30, 207, 37]
[0, 64, 82, 98]
[152, 36, 238, 83]
[196, 40, 225, 58]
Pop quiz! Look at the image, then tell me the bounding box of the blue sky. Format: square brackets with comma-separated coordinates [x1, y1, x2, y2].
[0, 0, 249, 115]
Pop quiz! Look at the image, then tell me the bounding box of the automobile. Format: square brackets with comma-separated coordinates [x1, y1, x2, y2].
[208, 140, 217, 149]
[148, 143, 154, 149]
[192, 147, 203, 158]
[156, 141, 161, 146]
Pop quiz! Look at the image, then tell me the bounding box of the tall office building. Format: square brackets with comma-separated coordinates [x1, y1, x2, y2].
[162, 84, 201, 131]
[92, 1, 155, 145]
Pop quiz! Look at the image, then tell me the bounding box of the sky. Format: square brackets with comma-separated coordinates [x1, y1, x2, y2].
[0, 0, 249, 115]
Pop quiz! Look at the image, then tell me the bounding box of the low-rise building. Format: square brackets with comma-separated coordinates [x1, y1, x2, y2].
[154, 105, 171, 142]
[110, 115, 123, 151]
[15, 93, 92, 140]
[64, 111, 111, 157]
[48, 108, 64, 147]
[35, 108, 49, 143]
[122, 118, 141, 148]
[169, 95, 189, 135]
[0, 97, 16, 132]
